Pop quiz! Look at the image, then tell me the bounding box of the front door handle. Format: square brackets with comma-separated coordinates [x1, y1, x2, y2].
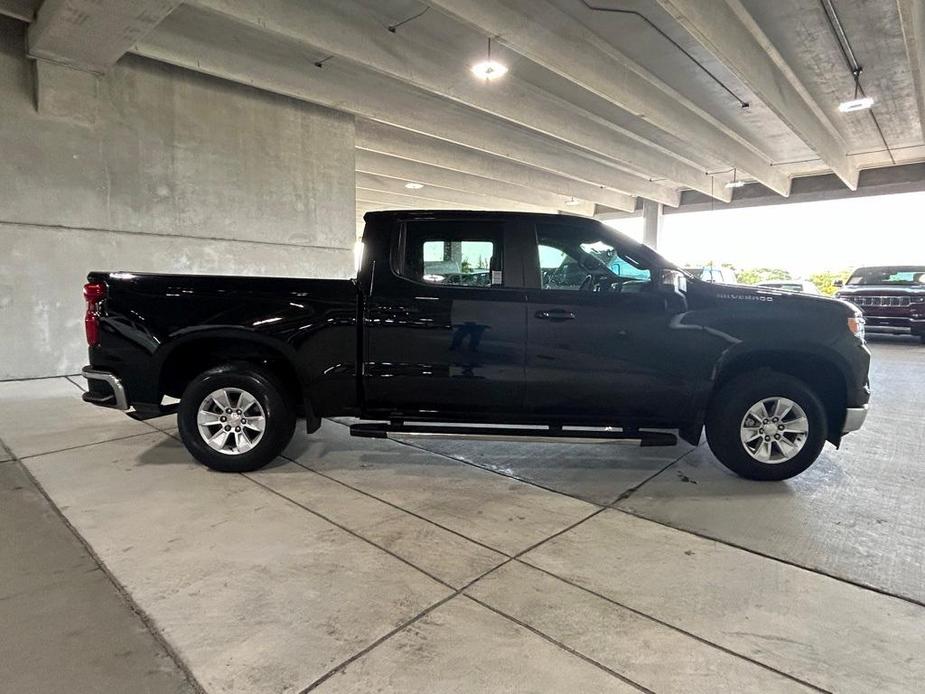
[535, 309, 576, 321]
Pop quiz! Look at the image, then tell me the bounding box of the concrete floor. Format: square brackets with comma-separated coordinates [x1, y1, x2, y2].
[1, 338, 923, 693]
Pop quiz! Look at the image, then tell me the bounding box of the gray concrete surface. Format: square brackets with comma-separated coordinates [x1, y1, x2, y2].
[524, 510, 925, 693]
[467, 561, 814, 693]
[310, 596, 637, 694]
[284, 422, 597, 556]
[0, 377, 152, 458]
[615, 338, 925, 604]
[394, 434, 693, 506]
[25, 433, 452, 693]
[2, 339, 923, 692]
[0, 459, 195, 694]
[0, 17, 355, 379]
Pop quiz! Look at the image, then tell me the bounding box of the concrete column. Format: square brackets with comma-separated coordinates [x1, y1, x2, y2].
[0, 18, 356, 378]
[642, 198, 663, 249]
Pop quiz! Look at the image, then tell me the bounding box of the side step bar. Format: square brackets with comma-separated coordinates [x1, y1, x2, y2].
[349, 422, 677, 447]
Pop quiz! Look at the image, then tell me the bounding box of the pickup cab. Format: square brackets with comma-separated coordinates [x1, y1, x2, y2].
[82, 210, 871, 481]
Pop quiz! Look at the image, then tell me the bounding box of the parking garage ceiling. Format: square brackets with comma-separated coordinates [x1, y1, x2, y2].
[4, 0, 925, 219]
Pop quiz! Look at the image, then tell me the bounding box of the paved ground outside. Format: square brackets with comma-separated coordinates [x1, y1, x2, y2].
[0, 338, 922, 693]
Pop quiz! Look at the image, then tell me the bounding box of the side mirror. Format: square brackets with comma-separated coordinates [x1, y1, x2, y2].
[833, 279, 844, 288]
[659, 268, 687, 293]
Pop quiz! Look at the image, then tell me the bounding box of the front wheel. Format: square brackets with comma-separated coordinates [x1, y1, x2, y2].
[178, 365, 296, 473]
[705, 371, 827, 481]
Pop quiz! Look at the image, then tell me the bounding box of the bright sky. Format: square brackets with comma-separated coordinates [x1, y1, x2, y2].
[605, 190, 925, 278]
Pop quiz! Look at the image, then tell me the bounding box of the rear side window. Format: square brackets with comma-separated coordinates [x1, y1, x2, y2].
[399, 220, 503, 288]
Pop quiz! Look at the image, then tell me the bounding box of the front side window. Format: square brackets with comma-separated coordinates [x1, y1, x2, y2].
[400, 221, 502, 288]
[537, 225, 651, 292]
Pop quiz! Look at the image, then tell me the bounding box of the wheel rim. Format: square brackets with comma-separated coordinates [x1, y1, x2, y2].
[196, 388, 266, 455]
[740, 397, 808, 464]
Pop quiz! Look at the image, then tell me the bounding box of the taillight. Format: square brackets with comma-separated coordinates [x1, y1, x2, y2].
[84, 281, 106, 346]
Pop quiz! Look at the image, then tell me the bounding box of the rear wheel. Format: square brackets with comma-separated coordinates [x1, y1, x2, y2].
[178, 365, 295, 473]
[705, 371, 827, 481]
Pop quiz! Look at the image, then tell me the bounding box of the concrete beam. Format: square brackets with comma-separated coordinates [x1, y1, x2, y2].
[357, 191, 492, 211]
[656, 0, 858, 190]
[428, 0, 791, 197]
[188, 0, 724, 200]
[135, 6, 659, 206]
[356, 150, 595, 216]
[667, 163, 925, 214]
[357, 120, 662, 211]
[0, 0, 39, 22]
[357, 173, 554, 213]
[28, 0, 179, 73]
[898, 0, 925, 139]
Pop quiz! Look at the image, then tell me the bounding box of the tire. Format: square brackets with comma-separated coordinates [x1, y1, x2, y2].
[177, 365, 296, 473]
[705, 370, 827, 481]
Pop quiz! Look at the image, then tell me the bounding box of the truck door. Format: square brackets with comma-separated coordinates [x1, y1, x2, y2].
[524, 223, 691, 422]
[363, 218, 526, 417]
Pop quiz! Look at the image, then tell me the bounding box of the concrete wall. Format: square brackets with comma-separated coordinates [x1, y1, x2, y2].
[0, 17, 356, 379]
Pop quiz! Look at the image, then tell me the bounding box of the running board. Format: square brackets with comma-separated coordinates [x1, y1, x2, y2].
[349, 422, 677, 447]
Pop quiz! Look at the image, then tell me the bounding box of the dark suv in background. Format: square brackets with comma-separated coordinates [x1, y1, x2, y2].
[836, 266, 925, 343]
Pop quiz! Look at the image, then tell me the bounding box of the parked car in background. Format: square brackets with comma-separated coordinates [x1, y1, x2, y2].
[836, 265, 925, 343]
[684, 266, 739, 284]
[757, 279, 822, 295]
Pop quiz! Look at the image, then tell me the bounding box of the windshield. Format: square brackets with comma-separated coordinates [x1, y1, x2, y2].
[579, 241, 651, 280]
[847, 267, 925, 286]
[596, 222, 676, 270]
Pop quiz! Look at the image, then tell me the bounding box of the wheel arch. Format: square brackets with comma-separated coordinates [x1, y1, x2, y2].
[156, 330, 319, 430]
[712, 349, 848, 445]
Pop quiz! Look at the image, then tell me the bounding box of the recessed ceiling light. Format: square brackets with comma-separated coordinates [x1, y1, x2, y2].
[563, 197, 582, 206]
[724, 168, 746, 190]
[838, 97, 874, 112]
[471, 60, 508, 80]
[404, 182, 424, 190]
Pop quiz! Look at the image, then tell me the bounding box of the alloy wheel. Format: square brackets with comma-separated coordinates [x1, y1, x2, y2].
[739, 397, 809, 464]
[196, 387, 266, 455]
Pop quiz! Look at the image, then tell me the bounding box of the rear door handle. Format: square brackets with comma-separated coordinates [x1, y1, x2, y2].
[535, 309, 576, 321]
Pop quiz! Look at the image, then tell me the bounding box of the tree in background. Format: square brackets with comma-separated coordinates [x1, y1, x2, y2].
[810, 270, 852, 296]
[735, 267, 792, 285]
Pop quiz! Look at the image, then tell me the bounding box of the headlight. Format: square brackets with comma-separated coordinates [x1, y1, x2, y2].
[848, 315, 865, 343]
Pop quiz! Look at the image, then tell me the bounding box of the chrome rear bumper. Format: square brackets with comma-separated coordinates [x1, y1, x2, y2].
[82, 367, 129, 411]
[842, 405, 869, 434]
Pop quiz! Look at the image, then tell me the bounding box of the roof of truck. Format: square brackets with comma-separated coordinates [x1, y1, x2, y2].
[362, 210, 600, 225]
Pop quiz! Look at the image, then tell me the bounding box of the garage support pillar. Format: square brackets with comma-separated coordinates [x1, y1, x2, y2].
[642, 198, 663, 249]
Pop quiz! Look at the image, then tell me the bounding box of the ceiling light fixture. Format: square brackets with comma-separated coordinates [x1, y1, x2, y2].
[404, 182, 424, 190]
[838, 96, 874, 113]
[819, 0, 893, 163]
[725, 168, 745, 189]
[837, 67, 874, 113]
[563, 197, 582, 206]
[472, 37, 507, 81]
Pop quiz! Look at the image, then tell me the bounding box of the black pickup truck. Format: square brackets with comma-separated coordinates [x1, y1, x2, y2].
[83, 210, 871, 481]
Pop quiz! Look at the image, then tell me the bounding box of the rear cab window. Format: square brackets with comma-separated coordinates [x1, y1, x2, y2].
[397, 220, 505, 288]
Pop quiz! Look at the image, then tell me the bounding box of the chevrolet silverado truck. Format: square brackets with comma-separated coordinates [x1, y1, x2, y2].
[835, 265, 925, 343]
[82, 211, 871, 481]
